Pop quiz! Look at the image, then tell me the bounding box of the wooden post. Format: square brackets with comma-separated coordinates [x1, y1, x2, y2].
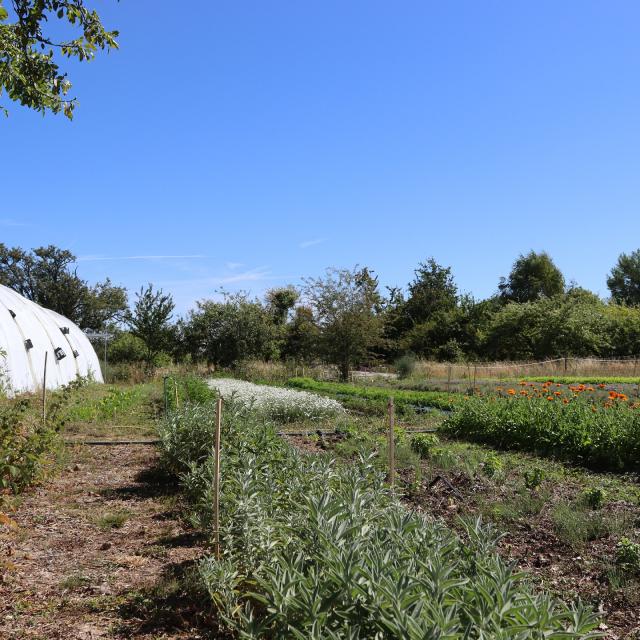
[213, 398, 223, 558]
[174, 380, 179, 409]
[447, 365, 452, 392]
[163, 376, 169, 415]
[388, 398, 395, 488]
[473, 365, 477, 394]
[564, 357, 568, 373]
[42, 351, 48, 426]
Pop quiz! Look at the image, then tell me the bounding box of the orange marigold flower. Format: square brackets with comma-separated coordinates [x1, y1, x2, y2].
[519, 381, 527, 386]
[563, 399, 569, 404]
[554, 391, 562, 396]
[598, 384, 606, 389]
[587, 387, 594, 392]
[547, 396, 554, 401]
[609, 391, 618, 399]
[507, 389, 516, 395]
[619, 394, 628, 401]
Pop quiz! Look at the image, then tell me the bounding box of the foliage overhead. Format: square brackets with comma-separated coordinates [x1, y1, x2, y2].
[0, 0, 118, 118]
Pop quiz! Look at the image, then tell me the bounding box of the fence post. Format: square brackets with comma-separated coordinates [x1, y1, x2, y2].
[163, 376, 169, 415]
[42, 351, 48, 426]
[473, 365, 477, 394]
[447, 365, 452, 392]
[213, 398, 223, 559]
[174, 380, 180, 409]
[564, 357, 568, 373]
[388, 398, 395, 488]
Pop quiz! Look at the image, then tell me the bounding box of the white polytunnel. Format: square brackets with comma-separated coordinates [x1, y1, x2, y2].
[0, 284, 104, 394]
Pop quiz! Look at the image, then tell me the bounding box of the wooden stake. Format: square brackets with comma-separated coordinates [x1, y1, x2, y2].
[388, 397, 395, 488]
[213, 398, 223, 559]
[174, 380, 179, 409]
[42, 351, 48, 426]
[447, 365, 452, 392]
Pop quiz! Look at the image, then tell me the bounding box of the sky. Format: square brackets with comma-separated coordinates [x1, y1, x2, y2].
[3, 1, 640, 316]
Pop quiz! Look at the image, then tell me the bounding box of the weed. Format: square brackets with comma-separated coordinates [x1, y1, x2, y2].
[616, 537, 640, 573]
[96, 509, 131, 530]
[580, 487, 607, 510]
[523, 467, 545, 490]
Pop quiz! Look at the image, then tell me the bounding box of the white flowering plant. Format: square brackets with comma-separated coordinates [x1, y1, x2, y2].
[208, 378, 344, 423]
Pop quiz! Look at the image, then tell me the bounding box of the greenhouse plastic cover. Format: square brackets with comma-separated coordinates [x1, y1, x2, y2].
[0, 284, 103, 394]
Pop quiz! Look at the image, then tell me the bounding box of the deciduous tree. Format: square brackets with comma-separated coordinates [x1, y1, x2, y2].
[607, 249, 640, 306]
[0, 0, 118, 118]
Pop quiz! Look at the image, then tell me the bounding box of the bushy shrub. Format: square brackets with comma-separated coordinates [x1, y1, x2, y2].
[1, 399, 58, 492]
[395, 354, 416, 379]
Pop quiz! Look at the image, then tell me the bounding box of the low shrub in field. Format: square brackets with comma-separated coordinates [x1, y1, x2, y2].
[159, 401, 600, 638]
[1, 399, 58, 492]
[287, 377, 459, 412]
[410, 433, 440, 458]
[208, 378, 344, 422]
[443, 395, 640, 471]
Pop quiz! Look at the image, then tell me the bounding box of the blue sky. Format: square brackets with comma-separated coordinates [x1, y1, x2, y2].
[3, 1, 640, 315]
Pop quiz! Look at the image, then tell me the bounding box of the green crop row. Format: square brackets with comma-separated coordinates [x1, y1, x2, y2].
[524, 376, 640, 385]
[443, 395, 640, 471]
[158, 400, 600, 638]
[287, 377, 460, 412]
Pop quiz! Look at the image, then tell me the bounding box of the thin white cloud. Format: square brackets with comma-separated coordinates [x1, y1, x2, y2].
[0, 218, 29, 227]
[225, 261, 245, 270]
[77, 254, 208, 262]
[299, 238, 324, 249]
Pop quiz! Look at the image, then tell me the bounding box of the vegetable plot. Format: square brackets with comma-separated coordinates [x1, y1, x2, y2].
[158, 400, 600, 638]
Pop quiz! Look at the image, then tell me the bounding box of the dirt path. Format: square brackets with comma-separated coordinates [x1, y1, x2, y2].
[0, 444, 209, 639]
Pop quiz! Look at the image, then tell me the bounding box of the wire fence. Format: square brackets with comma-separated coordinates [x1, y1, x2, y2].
[407, 357, 640, 381]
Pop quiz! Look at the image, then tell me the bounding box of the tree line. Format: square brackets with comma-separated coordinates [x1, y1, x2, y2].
[3, 244, 640, 379]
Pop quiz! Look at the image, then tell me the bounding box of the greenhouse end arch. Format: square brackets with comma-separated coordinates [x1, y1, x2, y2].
[0, 284, 104, 394]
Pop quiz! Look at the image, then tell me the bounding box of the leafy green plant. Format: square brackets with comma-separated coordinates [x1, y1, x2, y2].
[523, 467, 545, 490]
[580, 487, 607, 510]
[482, 453, 504, 479]
[615, 537, 640, 573]
[410, 433, 440, 459]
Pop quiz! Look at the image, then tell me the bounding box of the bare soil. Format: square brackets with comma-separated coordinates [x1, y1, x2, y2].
[0, 444, 213, 639]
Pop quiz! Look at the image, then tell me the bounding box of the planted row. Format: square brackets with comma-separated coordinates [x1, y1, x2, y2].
[444, 395, 640, 471]
[287, 377, 459, 413]
[208, 377, 344, 422]
[158, 400, 600, 638]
